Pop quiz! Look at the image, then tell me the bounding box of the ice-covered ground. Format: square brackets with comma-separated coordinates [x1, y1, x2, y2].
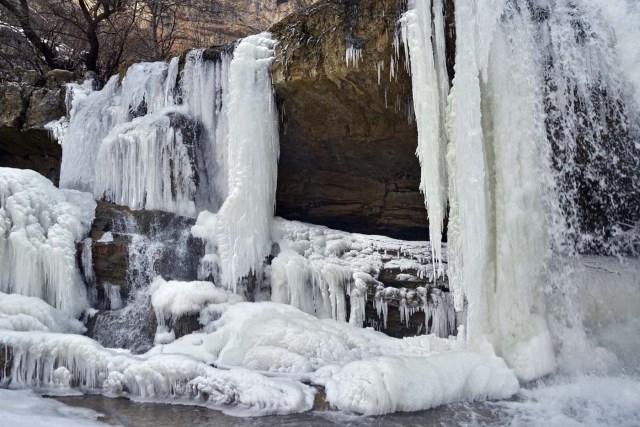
[0, 389, 109, 427]
[0, 291, 517, 416]
[45, 374, 640, 426]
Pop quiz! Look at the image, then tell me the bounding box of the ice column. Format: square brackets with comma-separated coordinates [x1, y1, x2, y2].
[400, 0, 449, 274]
[214, 33, 280, 292]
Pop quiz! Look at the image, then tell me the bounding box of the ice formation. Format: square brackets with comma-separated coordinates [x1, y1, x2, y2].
[400, 0, 449, 274]
[213, 33, 279, 292]
[193, 213, 458, 337]
[0, 388, 108, 427]
[94, 111, 199, 217]
[2, 0, 639, 420]
[150, 277, 243, 344]
[150, 302, 518, 414]
[0, 293, 86, 334]
[318, 352, 518, 415]
[0, 168, 95, 317]
[400, 0, 640, 381]
[0, 329, 315, 416]
[50, 49, 232, 218]
[345, 45, 362, 68]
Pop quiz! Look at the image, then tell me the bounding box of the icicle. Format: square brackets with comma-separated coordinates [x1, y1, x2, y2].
[400, 0, 449, 275]
[376, 61, 384, 85]
[348, 278, 367, 327]
[345, 45, 362, 68]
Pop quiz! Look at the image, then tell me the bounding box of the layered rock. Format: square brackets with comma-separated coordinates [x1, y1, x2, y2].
[80, 201, 204, 304]
[271, 0, 429, 241]
[0, 69, 73, 185]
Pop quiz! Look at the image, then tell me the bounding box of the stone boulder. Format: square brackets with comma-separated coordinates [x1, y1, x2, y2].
[0, 69, 73, 185]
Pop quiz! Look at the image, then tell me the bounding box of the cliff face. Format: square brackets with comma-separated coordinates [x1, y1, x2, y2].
[0, 69, 73, 185]
[271, 0, 429, 241]
[1, 0, 431, 240]
[173, 0, 319, 49]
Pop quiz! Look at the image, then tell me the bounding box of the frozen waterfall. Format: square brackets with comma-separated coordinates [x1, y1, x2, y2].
[403, 0, 640, 380]
[0, 168, 95, 317]
[50, 50, 232, 218]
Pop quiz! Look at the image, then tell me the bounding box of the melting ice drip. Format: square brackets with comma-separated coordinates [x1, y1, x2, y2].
[403, 0, 640, 380]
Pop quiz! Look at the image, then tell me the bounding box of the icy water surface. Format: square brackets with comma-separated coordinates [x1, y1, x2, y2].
[54, 375, 640, 427]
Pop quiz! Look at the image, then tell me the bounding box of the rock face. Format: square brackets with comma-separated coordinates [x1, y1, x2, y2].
[80, 201, 204, 305]
[0, 69, 73, 185]
[271, 0, 429, 241]
[80, 201, 206, 352]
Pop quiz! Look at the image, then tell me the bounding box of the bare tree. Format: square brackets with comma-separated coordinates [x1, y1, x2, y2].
[0, 0, 65, 70]
[0, 0, 317, 78]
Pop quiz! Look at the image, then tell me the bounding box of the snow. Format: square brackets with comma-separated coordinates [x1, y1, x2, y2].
[0, 293, 86, 334]
[147, 302, 518, 414]
[0, 389, 108, 427]
[151, 302, 458, 368]
[150, 277, 244, 343]
[0, 168, 95, 317]
[318, 352, 518, 416]
[0, 328, 315, 416]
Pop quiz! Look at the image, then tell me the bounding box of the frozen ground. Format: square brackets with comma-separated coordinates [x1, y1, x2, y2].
[50, 374, 640, 427]
[0, 389, 109, 427]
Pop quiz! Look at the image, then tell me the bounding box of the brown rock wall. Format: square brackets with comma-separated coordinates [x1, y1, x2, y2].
[271, 0, 429, 240]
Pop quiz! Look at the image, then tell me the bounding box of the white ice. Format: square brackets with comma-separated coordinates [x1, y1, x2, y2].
[0, 292, 86, 334]
[213, 33, 280, 292]
[147, 301, 518, 414]
[150, 276, 244, 343]
[94, 109, 198, 217]
[0, 388, 109, 427]
[50, 50, 231, 217]
[0, 328, 315, 416]
[400, 0, 449, 274]
[0, 168, 95, 317]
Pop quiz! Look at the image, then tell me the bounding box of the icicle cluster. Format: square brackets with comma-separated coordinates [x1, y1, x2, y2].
[0, 168, 95, 317]
[345, 45, 362, 68]
[399, 0, 450, 276]
[49, 51, 232, 218]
